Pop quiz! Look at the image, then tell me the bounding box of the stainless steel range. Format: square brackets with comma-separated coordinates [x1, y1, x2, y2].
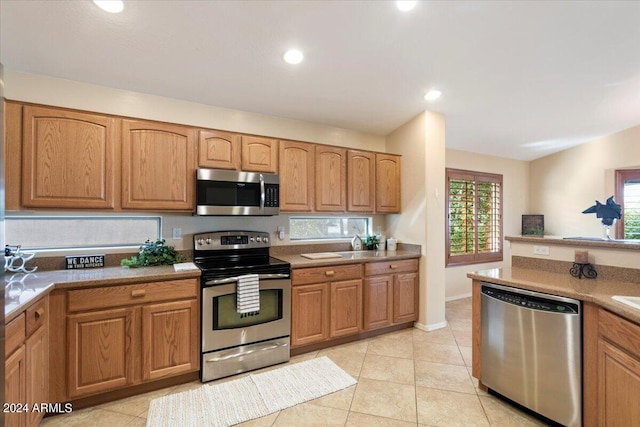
[194, 230, 291, 382]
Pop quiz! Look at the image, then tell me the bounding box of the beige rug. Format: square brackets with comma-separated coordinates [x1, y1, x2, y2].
[146, 356, 357, 426]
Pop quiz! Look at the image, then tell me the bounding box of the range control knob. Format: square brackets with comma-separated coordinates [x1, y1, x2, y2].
[263, 237, 269, 244]
[250, 237, 255, 242]
[197, 239, 205, 246]
[205, 238, 212, 244]
[256, 236, 262, 243]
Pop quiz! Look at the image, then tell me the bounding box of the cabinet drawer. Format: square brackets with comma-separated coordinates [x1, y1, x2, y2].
[365, 259, 418, 276]
[68, 279, 198, 312]
[293, 264, 362, 286]
[6, 313, 25, 357]
[26, 297, 48, 336]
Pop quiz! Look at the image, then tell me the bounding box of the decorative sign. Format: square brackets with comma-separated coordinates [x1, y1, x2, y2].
[65, 254, 105, 269]
[522, 215, 544, 236]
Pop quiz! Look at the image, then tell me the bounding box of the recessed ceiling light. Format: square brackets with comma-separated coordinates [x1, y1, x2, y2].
[424, 89, 442, 101]
[283, 49, 304, 65]
[396, 1, 418, 12]
[93, 0, 124, 14]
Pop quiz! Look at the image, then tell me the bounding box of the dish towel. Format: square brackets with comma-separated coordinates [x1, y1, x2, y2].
[237, 274, 260, 314]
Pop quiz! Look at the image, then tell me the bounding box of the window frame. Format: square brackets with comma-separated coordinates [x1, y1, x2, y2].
[445, 168, 503, 267]
[288, 216, 371, 241]
[614, 168, 640, 240]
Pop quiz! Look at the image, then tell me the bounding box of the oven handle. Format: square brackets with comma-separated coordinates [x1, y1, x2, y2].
[205, 341, 289, 362]
[204, 273, 290, 286]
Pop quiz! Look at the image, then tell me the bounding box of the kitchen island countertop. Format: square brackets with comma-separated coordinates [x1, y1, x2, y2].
[4, 265, 201, 323]
[468, 266, 640, 324]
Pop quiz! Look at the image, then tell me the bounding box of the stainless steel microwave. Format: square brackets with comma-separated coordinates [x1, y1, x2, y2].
[196, 169, 279, 216]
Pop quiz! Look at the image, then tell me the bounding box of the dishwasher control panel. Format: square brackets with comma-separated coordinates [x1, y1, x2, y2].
[482, 286, 579, 314]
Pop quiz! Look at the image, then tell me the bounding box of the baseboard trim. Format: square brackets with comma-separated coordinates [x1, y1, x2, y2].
[414, 320, 448, 332]
[446, 292, 472, 302]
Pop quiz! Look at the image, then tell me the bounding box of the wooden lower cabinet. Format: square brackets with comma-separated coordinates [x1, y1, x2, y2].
[584, 304, 640, 426]
[59, 278, 200, 400]
[291, 264, 363, 348]
[67, 308, 135, 398]
[364, 260, 418, 330]
[141, 300, 199, 381]
[4, 296, 49, 427]
[291, 283, 330, 347]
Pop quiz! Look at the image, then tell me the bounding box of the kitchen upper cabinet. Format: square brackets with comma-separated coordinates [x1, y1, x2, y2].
[347, 150, 375, 212]
[21, 105, 117, 209]
[5, 101, 23, 211]
[241, 135, 278, 173]
[315, 146, 346, 212]
[122, 119, 196, 211]
[279, 140, 315, 212]
[375, 153, 401, 213]
[198, 130, 241, 170]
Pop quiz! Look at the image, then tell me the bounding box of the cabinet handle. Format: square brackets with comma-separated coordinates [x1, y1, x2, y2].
[131, 289, 146, 298]
[35, 308, 44, 319]
[389, 264, 398, 269]
[325, 270, 335, 277]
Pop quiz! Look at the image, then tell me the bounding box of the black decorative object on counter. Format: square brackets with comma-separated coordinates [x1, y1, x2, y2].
[570, 262, 597, 279]
[582, 196, 622, 240]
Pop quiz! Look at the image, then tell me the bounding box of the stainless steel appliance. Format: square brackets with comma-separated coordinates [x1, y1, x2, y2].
[196, 169, 279, 216]
[481, 282, 582, 427]
[194, 231, 291, 382]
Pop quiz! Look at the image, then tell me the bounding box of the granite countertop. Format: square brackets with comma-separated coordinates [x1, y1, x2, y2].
[468, 266, 640, 324]
[506, 235, 640, 250]
[275, 250, 421, 269]
[4, 265, 201, 323]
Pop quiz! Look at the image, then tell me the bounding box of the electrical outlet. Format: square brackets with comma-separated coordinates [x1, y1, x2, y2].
[533, 245, 550, 256]
[277, 226, 285, 240]
[172, 227, 182, 240]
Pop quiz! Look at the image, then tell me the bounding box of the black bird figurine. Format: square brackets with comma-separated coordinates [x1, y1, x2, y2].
[582, 195, 622, 239]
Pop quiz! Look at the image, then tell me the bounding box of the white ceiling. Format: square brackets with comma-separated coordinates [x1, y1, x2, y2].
[1, 0, 639, 161]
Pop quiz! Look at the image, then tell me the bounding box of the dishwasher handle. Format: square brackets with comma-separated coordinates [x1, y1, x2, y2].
[481, 285, 579, 314]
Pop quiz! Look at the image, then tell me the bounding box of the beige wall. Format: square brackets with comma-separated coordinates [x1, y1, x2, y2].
[4, 70, 386, 151]
[386, 111, 447, 330]
[529, 125, 640, 238]
[445, 150, 530, 299]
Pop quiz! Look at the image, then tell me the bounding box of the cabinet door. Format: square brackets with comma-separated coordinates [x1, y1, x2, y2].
[347, 150, 375, 212]
[241, 136, 278, 173]
[597, 339, 640, 426]
[198, 130, 240, 170]
[363, 275, 393, 330]
[291, 283, 329, 346]
[279, 141, 315, 212]
[5, 101, 22, 211]
[5, 346, 26, 427]
[142, 299, 199, 381]
[375, 153, 401, 213]
[393, 272, 418, 324]
[331, 279, 362, 338]
[22, 105, 117, 209]
[67, 308, 136, 398]
[316, 146, 346, 212]
[122, 119, 196, 210]
[26, 325, 48, 427]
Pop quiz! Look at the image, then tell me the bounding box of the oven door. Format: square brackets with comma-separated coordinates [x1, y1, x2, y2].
[202, 276, 291, 353]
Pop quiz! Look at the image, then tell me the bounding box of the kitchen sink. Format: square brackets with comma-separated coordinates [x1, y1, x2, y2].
[612, 295, 640, 310]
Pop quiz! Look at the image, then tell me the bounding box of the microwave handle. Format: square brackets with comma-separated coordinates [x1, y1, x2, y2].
[260, 174, 265, 210]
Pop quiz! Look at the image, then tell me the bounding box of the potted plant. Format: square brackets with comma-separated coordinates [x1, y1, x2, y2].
[121, 239, 185, 267]
[364, 235, 380, 250]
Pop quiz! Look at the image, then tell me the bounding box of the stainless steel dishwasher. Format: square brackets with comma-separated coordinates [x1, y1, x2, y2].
[481, 282, 581, 427]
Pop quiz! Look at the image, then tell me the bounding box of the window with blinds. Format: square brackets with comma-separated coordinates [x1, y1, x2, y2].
[615, 169, 640, 240]
[446, 168, 503, 266]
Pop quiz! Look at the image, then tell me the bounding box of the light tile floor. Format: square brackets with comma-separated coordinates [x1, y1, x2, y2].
[41, 298, 549, 426]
